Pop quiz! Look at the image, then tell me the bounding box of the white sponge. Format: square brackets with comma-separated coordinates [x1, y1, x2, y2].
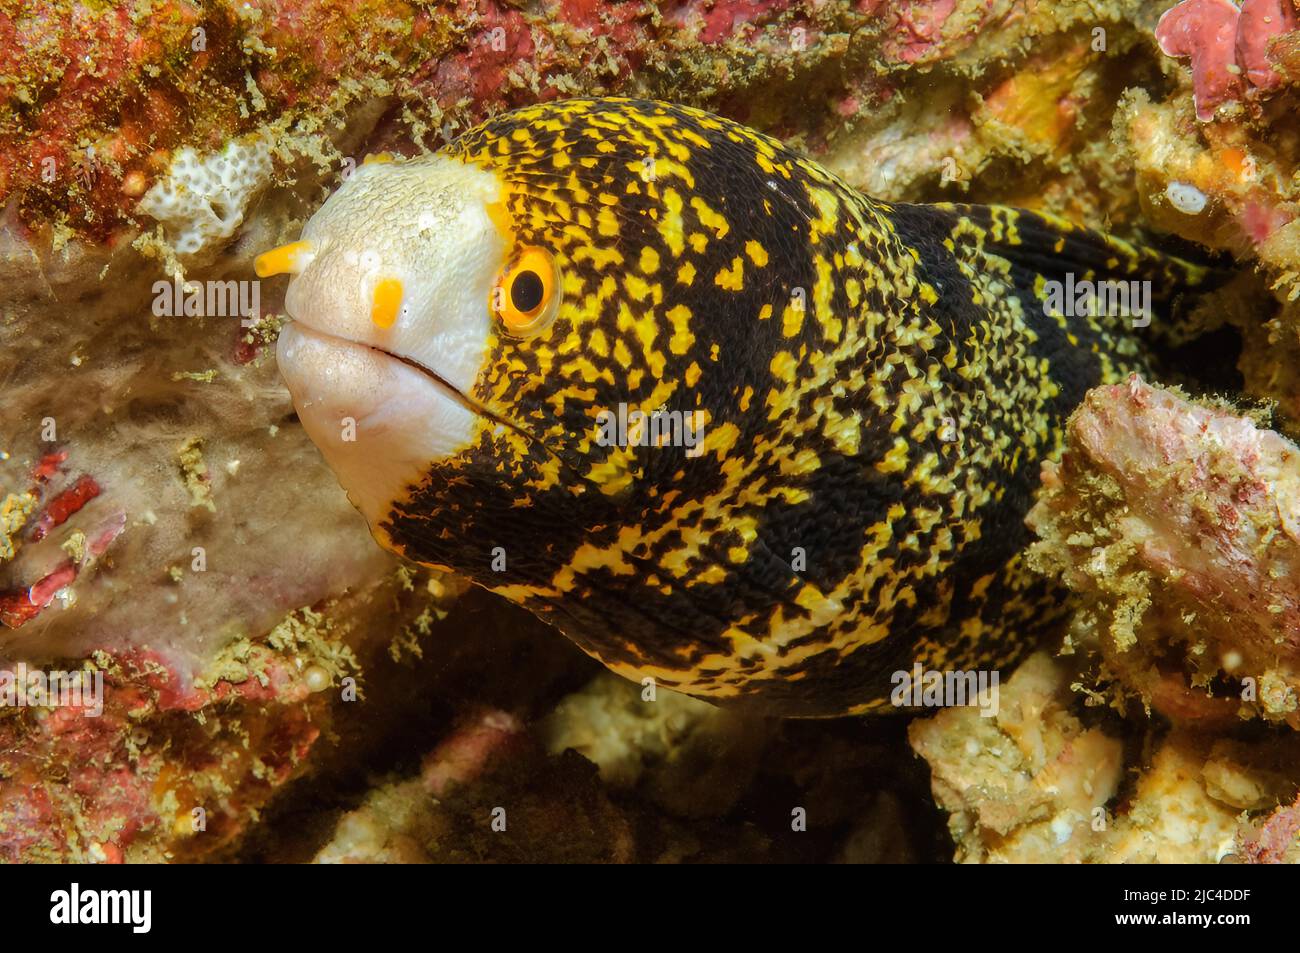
[138, 136, 273, 255]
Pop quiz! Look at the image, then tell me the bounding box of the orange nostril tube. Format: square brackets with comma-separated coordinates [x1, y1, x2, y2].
[254, 240, 315, 278]
[370, 277, 404, 329]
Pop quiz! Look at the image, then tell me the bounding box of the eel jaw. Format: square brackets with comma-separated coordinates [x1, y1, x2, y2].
[276, 322, 478, 540]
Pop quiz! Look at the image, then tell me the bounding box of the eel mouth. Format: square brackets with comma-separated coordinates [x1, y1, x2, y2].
[377, 342, 558, 456]
[373, 340, 484, 418]
[280, 318, 505, 427]
[276, 320, 578, 482]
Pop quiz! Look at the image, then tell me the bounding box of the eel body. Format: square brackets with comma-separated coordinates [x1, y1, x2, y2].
[263, 98, 1208, 716]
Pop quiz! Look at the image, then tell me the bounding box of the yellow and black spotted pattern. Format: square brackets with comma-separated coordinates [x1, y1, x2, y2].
[384, 98, 1211, 716]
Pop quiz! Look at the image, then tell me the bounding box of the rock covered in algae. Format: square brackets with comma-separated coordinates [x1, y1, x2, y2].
[911, 651, 1300, 863]
[914, 372, 1300, 864]
[910, 652, 1125, 863]
[1026, 375, 1300, 728]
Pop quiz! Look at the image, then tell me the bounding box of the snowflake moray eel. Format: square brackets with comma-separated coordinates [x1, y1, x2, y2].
[262, 97, 1211, 717]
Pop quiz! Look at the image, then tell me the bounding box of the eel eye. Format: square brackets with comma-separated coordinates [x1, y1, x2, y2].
[492, 246, 561, 337]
